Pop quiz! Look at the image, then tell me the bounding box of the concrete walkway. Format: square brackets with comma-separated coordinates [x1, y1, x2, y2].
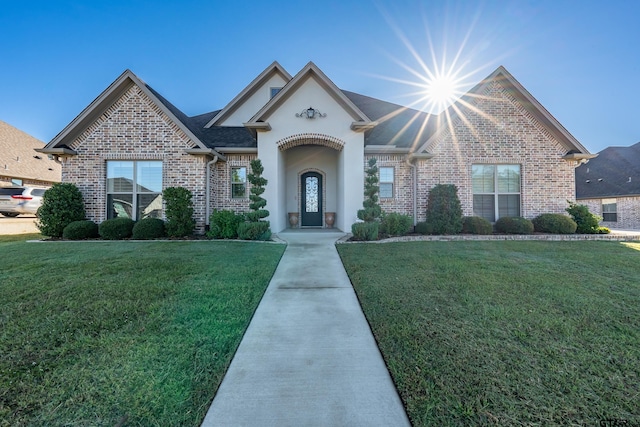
[201, 230, 410, 427]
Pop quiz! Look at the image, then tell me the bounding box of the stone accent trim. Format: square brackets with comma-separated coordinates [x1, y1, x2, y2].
[277, 133, 345, 151]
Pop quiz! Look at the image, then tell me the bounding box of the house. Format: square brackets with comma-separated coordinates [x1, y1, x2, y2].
[38, 61, 593, 233]
[576, 142, 640, 229]
[1, 120, 61, 188]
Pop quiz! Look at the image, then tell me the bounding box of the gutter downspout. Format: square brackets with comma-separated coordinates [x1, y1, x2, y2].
[205, 156, 219, 226]
[405, 154, 418, 228]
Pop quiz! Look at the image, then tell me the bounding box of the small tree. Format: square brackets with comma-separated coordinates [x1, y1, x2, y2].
[163, 187, 195, 237]
[357, 158, 382, 222]
[37, 183, 86, 237]
[246, 159, 269, 222]
[424, 184, 463, 234]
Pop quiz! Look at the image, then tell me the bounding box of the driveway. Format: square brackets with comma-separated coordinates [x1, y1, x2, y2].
[0, 215, 39, 235]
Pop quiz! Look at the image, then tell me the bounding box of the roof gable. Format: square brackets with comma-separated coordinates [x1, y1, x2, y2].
[245, 62, 374, 131]
[41, 70, 213, 154]
[416, 66, 593, 157]
[205, 61, 292, 127]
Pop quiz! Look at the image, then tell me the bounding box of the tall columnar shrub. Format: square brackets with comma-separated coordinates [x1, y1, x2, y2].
[37, 183, 86, 237]
[238, 159, 271, 240]
[424, 184, 463, 235]
[163, 187, 195, 237]
[566, 201, 601, 234]
[357, 158, 382, 223]
[246, 159, 269, 222]
[352, 158, 382, 241]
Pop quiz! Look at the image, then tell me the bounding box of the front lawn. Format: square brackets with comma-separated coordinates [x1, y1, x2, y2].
[0, 237, 284, 426]
[338, 241, 640, 426]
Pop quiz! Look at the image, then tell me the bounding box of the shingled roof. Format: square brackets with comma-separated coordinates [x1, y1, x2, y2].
[0, 120, 61, 184]
[576, 142, 640, 199]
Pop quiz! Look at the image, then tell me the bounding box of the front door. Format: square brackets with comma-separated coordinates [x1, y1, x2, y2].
[301, 172, 322, 226]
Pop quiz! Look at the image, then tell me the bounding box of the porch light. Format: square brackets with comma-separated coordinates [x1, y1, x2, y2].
[296, 107, 326, 119]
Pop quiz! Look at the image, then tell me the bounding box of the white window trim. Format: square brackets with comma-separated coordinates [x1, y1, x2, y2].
[231, 166, 247, 199]
[472, 164, 521, 221]
[106, 160, 163, 220]
[379, 166, 394, 199]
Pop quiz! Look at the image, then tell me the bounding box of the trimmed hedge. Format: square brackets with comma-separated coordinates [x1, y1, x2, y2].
[163, 187, 195, 238]
[36, 183, 86, 238]
[462, 216, 493, 235]
[532, 213, 577, 234]
[207, 210, 243, 239]
[424, 184, 463, 235]
[132, 218, 166, 240]
[495, 217, 534, 234]
[351, 222, 379, 241]
[566, 202, 601, 234]
[415, 221, 433, 235]
[62, 220, 99, 240]
[99, 217, 135, 240]
[379, 213, 413, 237]
[237, 221, 271, 241]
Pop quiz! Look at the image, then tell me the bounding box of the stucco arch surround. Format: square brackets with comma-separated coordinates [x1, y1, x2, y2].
[281, 134, 341, 229]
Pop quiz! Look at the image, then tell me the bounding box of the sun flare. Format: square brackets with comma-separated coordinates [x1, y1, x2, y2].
[422, 71, 462, 112]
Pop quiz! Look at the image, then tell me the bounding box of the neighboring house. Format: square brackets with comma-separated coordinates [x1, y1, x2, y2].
[576, 142, 640, 229]
[38, 61, 593, 233]
[1, 120, 61, 188]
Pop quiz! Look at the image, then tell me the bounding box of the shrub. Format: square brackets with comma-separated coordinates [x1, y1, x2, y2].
[62, 220, 99, 240]
[207, 209, 243, 239]
[425, 184, 463, 235]
[462, 216, 493, 235]
[566, 201, 601, 234]
[36, 183, 86, 237]
[379, 212, 413, 237]
[357, 158, 382, 222]
[532, 213, 577, 234]
[163, 187, 195, 237]
[99, 217, 135, 240]
[237, 221, 271, 241]
[495, 216, 534, 234]
[597, 226, 611, 234]
[415, 221, 433, 235]
[246, 159, 270, 222]
[351, 222, 379, 241]
[132, 217, 166, 240]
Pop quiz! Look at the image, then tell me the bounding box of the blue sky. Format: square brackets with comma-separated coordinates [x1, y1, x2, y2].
[1, 0, 638, 153]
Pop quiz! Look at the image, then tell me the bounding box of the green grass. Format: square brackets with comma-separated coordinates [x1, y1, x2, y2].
[338, 241, 640, 426]
[0, 238, 285, 427]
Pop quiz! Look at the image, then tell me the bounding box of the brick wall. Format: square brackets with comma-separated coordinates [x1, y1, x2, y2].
[413, 80, 577, 222]
[580, 197, 640, 229]
[211, 153, 257, 215]
[62, 84, 209, 232]
[364, 154, 413, 217]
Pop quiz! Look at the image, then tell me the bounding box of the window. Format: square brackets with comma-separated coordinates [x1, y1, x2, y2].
[270, 87, 282, 98]
[106, 161, 162, 220]
[11, 178, 22, 186]
[231, 167, 247, 198]
[379, 167, 394, 198]
[602, 199, 617, 222]
[472, 164, 521, 222]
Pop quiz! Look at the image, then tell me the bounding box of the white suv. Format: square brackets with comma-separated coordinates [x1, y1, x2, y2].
[0, 187, 46, 217]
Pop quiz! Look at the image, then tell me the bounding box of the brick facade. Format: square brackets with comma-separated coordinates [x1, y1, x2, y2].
[366, 80, 578, 223]
[62, 84, 210, 232]
[580, 197, 640, 230]
[211, 154, 257, 215]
